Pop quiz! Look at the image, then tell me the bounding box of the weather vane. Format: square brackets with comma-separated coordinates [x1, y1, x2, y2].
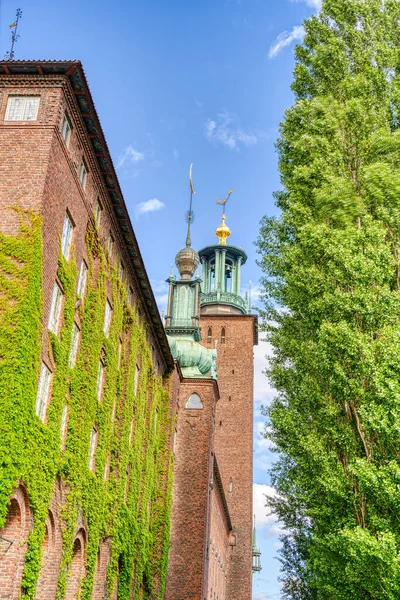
[185, 163, 196, 247]
[217, 188, 233, 216]
[5, 9, 22, 61]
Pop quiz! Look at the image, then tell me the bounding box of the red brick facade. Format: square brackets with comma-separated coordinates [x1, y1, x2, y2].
[165, 378, 218, 600]
[201, 314, 257, 600]
[0, 61, 256, 600]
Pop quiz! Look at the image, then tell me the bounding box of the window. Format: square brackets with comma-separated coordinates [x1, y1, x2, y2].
[207, 327, 212, 343]
[229, 477, 233, 493]
[221, 327, 226, 343]
[118, 261, 124, 280]
[128, 286, 133, 305]
[60, 404, 69, 449]
[79, 161, 88, 189]
[104, 300, 112, 336]
[5, 95, 40, 121]
[36, 362, 52, 421]
[62, 114, 72, 146]
[88, 427, 98, 471]
[48, 282, 64, 334]
[96, 360, 105, 401]
[95, 199, 102, 226]
[134, 364, 140, 396]
[61, 213, 73, 259]
[107, 232, 114, 258]
[186, 393, 203, 409]
[76, 260, 88, 298]
[69, 323, 80, 368]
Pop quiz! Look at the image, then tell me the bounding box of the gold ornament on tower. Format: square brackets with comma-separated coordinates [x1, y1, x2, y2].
[216, 189, 233, 245]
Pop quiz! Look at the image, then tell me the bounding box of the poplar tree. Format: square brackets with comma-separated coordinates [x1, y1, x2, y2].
[257, 1, 400, 598]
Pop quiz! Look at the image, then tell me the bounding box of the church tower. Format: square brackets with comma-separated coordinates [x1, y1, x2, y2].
[199, 208, 258, 600]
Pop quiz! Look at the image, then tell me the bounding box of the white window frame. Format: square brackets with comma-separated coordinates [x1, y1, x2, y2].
[79, 161, 88, 189]
[107, 232, 114, 258]
[69, 322, 80, 368]
[88, 427, 98, 471]
[134, 364, 140, 396]
[95, 199, 102, 226]
[104, 299, 112, 336]
[96, 360, 105, 400]
[76, 259, 88, 298]
[128, 286, 133, 305]
[48, 282, 64, 334]
[5, 95, 40, 121]
[61, 213, 73, 259]
[61, 113, 72, 146]
[36, 362, 52, 422]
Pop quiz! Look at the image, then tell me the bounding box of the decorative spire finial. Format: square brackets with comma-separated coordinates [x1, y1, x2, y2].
[215, 189, 233, 245]
[5, 9, 22, 61]
[185, 163, 196, 247]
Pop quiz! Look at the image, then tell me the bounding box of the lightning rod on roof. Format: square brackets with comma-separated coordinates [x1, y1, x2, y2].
[5, 9, 22, 61]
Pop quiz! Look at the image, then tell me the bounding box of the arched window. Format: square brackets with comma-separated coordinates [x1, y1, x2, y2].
[65, 530, 86, 600]
[0, 486, 32, 599]
[207, 327, 212, 343]
[186, 393, 203, 409]
[221, 328, 226, 343]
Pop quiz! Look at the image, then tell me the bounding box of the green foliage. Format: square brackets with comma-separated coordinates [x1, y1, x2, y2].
[0, 211, 173, 599]
[257, 1, 400, 598]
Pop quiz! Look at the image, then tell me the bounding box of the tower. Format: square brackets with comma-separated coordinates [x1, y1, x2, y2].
[199, 209, 258, 600]
[165, 222, 220, 600]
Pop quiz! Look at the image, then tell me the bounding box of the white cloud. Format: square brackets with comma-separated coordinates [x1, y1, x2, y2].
[253, 483, 286, 540]
[269, 0, 322, 59]
[136, 198, 165, 216]
[269, 25, 305, 58]
[117, 145, 145, 170]
[292, 0, 322, 9]
[254, 340, 275, 405]
[204, 110, 258, 150]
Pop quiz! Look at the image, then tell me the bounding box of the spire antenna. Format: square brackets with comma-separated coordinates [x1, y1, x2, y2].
[5, 9, 22, 61]
[186, 163, 196, 247]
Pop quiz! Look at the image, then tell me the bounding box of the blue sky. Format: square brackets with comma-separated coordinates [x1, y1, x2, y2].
[0, 0, 321, 597]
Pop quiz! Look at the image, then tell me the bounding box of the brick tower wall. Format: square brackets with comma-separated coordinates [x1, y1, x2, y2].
[201, 314, 256, 600]
[165, 378, 218, 600]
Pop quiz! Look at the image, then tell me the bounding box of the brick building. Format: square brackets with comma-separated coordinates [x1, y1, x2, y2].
[0, 60, 259, 600]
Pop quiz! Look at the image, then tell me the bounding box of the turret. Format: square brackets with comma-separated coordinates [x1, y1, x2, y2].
[252, 515, 262, 574]
[199, 200, 248, 315]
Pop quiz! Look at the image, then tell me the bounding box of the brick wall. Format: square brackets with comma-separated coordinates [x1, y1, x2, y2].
[165, 378, 219, 600]
[207, 465, 231, 600]
[0, 71, 178, 600]
[201, 314, 256, 600]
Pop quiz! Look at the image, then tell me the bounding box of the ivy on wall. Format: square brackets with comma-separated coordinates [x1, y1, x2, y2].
[0, 210, 174, 599]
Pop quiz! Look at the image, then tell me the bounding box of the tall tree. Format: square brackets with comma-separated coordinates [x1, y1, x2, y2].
[257, 1, 400, 598]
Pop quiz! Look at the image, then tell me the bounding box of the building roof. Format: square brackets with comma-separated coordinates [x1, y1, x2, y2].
[0, 60, 174, 371]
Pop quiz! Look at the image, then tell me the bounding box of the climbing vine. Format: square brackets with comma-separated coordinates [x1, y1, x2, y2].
[0, 210, 174, 599]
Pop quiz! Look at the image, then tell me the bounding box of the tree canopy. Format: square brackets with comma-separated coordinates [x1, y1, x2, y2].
[257, 1, 400, 598]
